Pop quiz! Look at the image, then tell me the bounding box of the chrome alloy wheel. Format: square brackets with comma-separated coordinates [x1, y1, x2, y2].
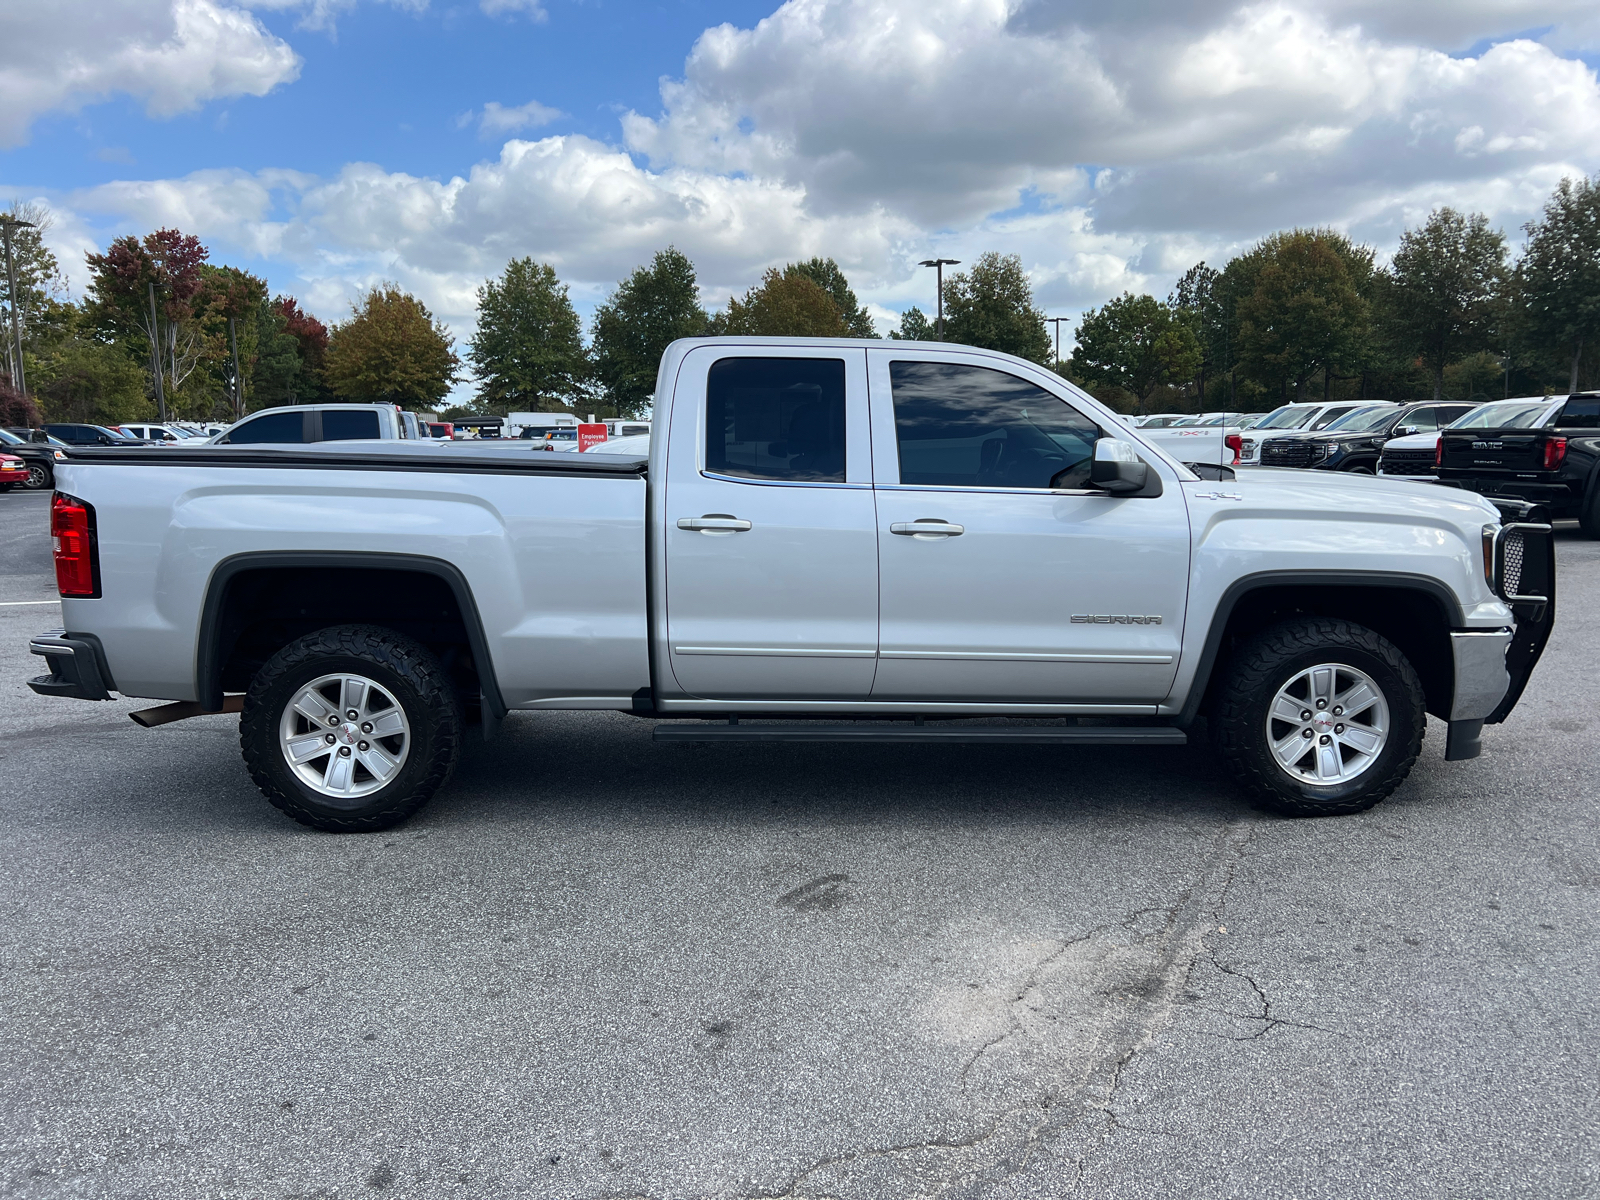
[278, 673, 410, 800]
[1266, 662, 1389, 785]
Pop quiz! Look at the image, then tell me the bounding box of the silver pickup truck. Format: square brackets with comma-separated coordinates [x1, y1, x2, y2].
[28, 337, 1553, 831]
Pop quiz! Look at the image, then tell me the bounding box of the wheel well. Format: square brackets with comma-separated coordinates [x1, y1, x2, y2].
[1202, 585, 1454, 721]
[205, 565, 493, 712]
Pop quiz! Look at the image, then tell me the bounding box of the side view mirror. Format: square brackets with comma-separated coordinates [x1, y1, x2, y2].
[1090, 438, 1148, 494]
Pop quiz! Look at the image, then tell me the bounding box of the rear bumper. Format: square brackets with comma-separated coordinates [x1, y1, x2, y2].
[27, 629, 115, 701]
[1437, 476, 1579, 512]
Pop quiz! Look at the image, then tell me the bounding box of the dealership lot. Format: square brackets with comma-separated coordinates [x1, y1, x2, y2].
[0, 487, 1594, 1199]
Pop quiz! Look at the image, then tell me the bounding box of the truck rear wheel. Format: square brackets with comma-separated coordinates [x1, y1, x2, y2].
[1578, 486, 1600, 539]
[1211, 618, 1424, 817]
[240, 624, 462, 832]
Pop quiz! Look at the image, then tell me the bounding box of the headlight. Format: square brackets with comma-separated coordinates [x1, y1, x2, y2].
[1310, 443, 1330, 460]
[53, 450, 67, 460]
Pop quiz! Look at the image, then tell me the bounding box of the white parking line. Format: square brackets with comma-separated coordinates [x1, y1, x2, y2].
[0, 600, 61, 606]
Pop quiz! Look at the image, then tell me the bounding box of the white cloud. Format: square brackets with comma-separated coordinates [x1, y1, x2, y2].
[478, 0, 546, 20]
[16, 0, 1600, 371]
[476, 99, 564, 137]
[0, 0, 301, 148]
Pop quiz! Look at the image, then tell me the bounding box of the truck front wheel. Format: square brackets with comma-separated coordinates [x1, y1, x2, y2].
[1211, 618, 1425, 817]
[239, 624, 462, 832]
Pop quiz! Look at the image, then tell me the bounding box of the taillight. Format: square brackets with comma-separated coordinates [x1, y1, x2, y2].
[51, 492, 99, 598]
[1225, 433, 1242, 465]
[1543, 436, 1567, 470]
[1435, 437, 1444, 469]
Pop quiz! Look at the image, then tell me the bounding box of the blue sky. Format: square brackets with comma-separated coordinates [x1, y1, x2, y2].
[4, 0, 1600, 397]
[5, 1, 777, 190]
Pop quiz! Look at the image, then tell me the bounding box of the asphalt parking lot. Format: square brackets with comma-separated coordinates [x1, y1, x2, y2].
[1, 486, 1595, 1200]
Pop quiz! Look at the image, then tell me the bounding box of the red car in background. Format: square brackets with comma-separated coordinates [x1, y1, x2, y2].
[426, 422, 454, 439]
[0, 452, 27, 491]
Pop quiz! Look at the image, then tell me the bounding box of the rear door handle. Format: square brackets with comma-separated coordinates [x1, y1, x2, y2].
[890, 520, 964, 537]
[678, 515, 753, 532]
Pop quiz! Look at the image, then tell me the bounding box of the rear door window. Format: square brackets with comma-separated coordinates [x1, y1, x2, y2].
[226, 412, 308, 444]
[320, 410, 382, 441]
[705, 357, 847, 482]
[889, 361, 1102, 490]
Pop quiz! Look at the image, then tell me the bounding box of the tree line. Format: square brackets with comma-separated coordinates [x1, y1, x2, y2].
[3, 171, 1598, 427]
[1069, 175, 1600, 414]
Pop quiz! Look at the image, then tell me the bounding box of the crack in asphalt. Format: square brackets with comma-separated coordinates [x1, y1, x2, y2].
[737, 818, 1266, 1199]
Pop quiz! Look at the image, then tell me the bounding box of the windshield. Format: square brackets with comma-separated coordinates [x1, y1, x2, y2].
[0, 428, 21, 445]
[1322, 405, 1397, 433]
[1451, 400, 1558, 429]
[1251, 405, 1317, 430]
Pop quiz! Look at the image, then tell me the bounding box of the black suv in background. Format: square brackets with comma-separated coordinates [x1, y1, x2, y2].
[0, 427, 65, 490]
[1259, 401, 1477, 473]
[43, 423, 153, 447]
[1437, 393, 1600, 534]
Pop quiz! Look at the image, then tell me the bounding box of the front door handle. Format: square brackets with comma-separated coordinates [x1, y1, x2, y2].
[890, 520, 964, 538]
[678, 515, 753, 533]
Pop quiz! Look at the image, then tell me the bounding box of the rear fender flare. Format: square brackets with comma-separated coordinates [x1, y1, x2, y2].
[195, 551, 506, 719]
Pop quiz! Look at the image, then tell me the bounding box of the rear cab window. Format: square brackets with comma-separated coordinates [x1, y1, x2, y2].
[320, 410, 382, 441]
[1554, 396, 1600, 429]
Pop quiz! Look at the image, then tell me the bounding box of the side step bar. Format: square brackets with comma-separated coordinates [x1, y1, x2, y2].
[652, 722, 1186, 745]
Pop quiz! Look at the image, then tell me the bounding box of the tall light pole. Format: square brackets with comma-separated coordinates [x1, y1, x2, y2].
[0, 215, 36, 393]
[1047, 317, 1070, 367]
[918, 258, 959, 340]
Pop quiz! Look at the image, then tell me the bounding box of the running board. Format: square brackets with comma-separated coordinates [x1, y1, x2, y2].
[652, 722, 1186, 745]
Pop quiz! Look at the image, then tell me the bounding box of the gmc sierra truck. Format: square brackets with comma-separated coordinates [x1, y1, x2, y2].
[27, 338, 1553, 832]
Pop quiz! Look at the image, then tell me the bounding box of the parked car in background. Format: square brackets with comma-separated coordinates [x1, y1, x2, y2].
[1237, 401, 1392, 465]
[0, 427, 67, 490]
[1259, 400, 1478, 473]
[1437, 393, 1600, 532]
[426, 422, 455, 440]
[120, 423, 203, 444]
[0, 451, 27, 490]
[1377, 400, 1544, 481]
[211, 404, 422, 445]
[43, 423, 153, 447]
[1137, 414, 1189, 428]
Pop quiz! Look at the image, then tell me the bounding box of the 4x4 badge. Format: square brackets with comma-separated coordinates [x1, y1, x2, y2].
[1193, 490, 1244, 501]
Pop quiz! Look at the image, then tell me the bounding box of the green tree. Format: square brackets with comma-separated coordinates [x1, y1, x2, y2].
[788, 257, 877, 337]
[326, 284, 460, 407]
[1235, 230, 1373, 402]
[1168, 262, 1223, 401]
[0, 201, 67, 388]
[1070, 293, 1203, 414]
[1385, 208, 1508, 401]
[1521, 174, 1600, 393]
[888, 306, 935, 341]
[591, 247, 708, 418]
[32, 328, 152, 425]
[714, 267, 847, 337]
[251, 296, 308, 409]
[467, 258, 587, 412]
[941, 252, 1051, 363]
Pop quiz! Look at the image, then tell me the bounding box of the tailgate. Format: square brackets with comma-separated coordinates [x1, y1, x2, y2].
[1137, 425, 1226, 466]
[1439, 430, 1547, 473]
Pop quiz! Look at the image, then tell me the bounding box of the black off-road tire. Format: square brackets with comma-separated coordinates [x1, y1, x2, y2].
[240, 624, 462, 832]
[1211, 618, 1425, 818]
